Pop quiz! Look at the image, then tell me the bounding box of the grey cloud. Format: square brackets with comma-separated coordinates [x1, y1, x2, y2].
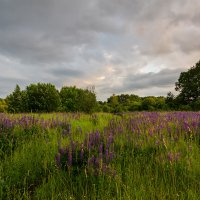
[50, 68, 84, 78]
[173, 26, 200, 54]
[99, 68, 181, 94]
[0, 0, 199, 63]
[0, 0, 200, 100]
[0, 0, 123, 65]
[124, 69, 181, 90]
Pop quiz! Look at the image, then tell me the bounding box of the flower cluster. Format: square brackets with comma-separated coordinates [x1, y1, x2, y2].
[55, 131, 116, 176]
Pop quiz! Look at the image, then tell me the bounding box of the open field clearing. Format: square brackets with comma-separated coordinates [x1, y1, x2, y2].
[0, 112, 200, 199]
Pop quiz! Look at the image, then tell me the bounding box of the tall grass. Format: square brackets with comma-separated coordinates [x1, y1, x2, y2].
[0, 112, 200, 199]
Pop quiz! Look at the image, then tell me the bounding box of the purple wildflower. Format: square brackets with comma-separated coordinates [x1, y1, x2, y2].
[167, 152, 173, 162]
[62, 129, 67, 136]
[99, 143, 103, 154]
[88, 155, 95, 166]
[55, 153, 61, 166]
[95, 157, 100, 168]
[109, 152, 114, 161]
[155, 140, 160, 146]
[105, 149, 109, 163]
[58, 147, 65, 155]
[149, 129, 153, 137]
[174, 152, 181, 161]
[68, 151, 72, 167]
[80, 148, 84, 161]
[102, 164, 107, 174]
[66, 123, 71, 134]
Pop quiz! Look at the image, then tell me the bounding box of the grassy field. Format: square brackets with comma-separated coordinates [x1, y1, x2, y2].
[0, 112, 200, 199]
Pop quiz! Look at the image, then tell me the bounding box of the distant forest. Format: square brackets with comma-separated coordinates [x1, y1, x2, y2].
[0, 60, 200, 113]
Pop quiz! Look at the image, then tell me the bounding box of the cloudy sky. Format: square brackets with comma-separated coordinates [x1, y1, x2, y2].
[0, 0, 199, 100]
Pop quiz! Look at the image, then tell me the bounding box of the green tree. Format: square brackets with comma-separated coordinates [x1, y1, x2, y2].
[155, 96, 166, 110]
[175, 60, 200, 104]
[107, 94, 119, 113]
[129, 94, 141, 102]
[108, 94, 118, 105]
[142, 96, 156, 110]
[0, 99, 8, 112]
[128, 101, 142, 111]
[60, 86, 80, 112]
[60, 86, 97, 113]
[191, 99, 200, 111]
[166, 92, 177, 110]
[20, 90, 28, 112]
[79, 89, 97, 113]
[102, 104, 111, 112]
[128, 94, 142, 111]
[6, 85, 24, 113]
[118, 94, 130, 105]
[26, 83, 61, 112]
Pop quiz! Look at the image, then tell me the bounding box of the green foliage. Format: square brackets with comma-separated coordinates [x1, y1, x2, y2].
[107, 94, 142, 112]
[128, 101, 142, 111]
[166, 91, 177, 110]
[191, 99, 200, 111]
[175, 60, 200, 104]
[78, 89, 97, 113]
[5, 83, 98, 113]
[102, 104, 111, 112]
[26, 83, 61, 112]
[106, 94, 169, 112]
[95, 102, 102, 112]
[178, 104, 192, 111]
[107, 94, 119, 106]
[118, 94, 130, 104]
[60, 86, 97, 113]
[141, 96, 156, 110]
[6, 85, 24, 113]
[0, 122, 14, 158]
[60, 86, 80, 112]
[154, 96, 166, 110]
[0, 99, 7, 113]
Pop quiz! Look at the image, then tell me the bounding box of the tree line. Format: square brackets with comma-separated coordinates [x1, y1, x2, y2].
[0, 60, 200, 113]
[2, 84, 96, 113]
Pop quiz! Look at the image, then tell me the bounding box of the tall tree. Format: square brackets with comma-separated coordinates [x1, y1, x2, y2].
[141, 96, 156, 110]
[79, 89, 97, 113]
[26, 83, 61, 112]
[60, 86, 97, 113]
[175, 60, 200, 104]
[166, 92, 176, 109]
[60, 86, 80, 112]
[6, 85, 23, 113]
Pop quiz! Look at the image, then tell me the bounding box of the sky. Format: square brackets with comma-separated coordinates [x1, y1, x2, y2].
[0, 0, 200, 101]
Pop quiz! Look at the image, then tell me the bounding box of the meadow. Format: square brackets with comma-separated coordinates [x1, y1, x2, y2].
[0, 112, 200, 200]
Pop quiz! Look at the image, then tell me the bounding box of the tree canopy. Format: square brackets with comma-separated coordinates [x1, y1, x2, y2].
[175, 60, 200, 104]
[5, 83, 97, 113]
[6, 85, 24, 113]
[60, 86, 97, 113]
[26, 83, 61, 112]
